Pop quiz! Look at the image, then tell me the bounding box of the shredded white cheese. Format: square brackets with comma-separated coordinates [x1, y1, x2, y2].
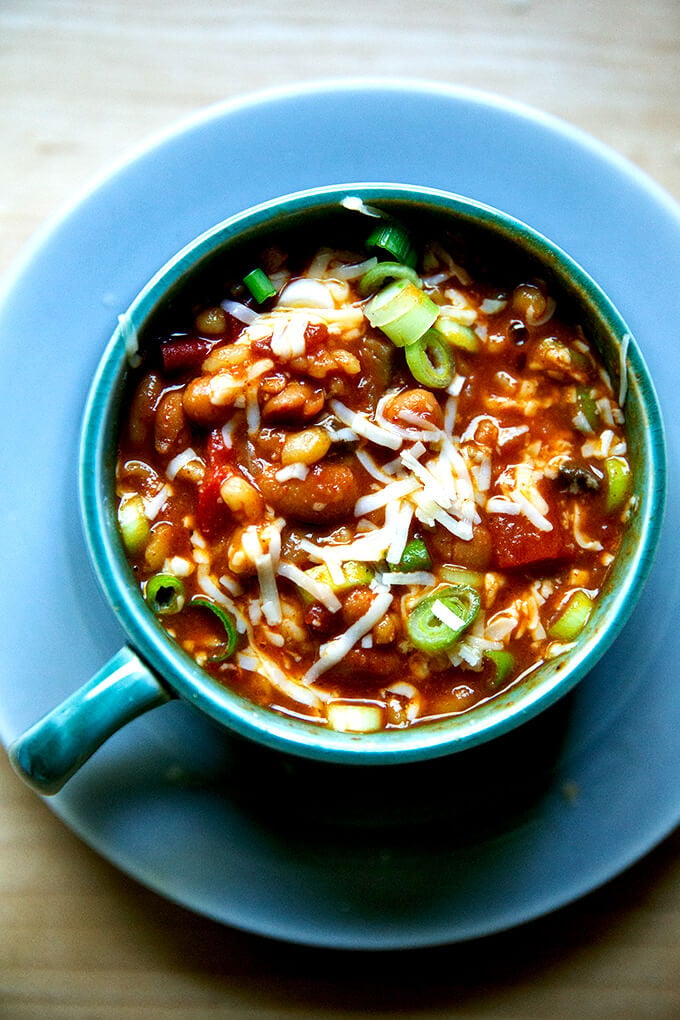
[303, 590, 394, 684]
[381, 571, 435, 587]
[166, 448, 204, 481]
[330, 399, 402, 451]
[618, 333, 630, 407]
[277, 561, 342, 613]
[275, 463, 310, 482]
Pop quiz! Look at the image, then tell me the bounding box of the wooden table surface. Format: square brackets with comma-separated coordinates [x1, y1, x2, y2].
[2, 2, 679, 1016]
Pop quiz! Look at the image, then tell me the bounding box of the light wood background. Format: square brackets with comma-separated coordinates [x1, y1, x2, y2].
[2, 1, 679, 1016]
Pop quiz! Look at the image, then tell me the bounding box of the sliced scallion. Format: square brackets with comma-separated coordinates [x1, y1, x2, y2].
[576, 387, 600, 432]
[365, 279, 438, 347]
[397, 538, 432, 572]
[604, 455, 632, 512]
[145, 573, 186, 615]
[407, 584, 481, 654]
[436, 317, 480, 353]
[484, 649, 515, 689]
[117, 495, 150, 555]
[366, 221, 417, 267]
[358, 261, 421, 297]
[405, 329, 455, 388]
[303, 560, 375, 598]
[440, 565, 485, 589]
[243, 268, 276, 304]
[191, 596, 238, 661]
[548, 590, 594, 642]
[327, 700, 385, 733]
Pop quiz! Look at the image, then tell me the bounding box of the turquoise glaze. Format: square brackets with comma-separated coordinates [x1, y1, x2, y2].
[8, 647, 169, 793]
[8, 184, 667, 793]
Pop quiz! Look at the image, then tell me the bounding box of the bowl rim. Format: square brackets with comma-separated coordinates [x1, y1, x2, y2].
[78, 181, 667, 764]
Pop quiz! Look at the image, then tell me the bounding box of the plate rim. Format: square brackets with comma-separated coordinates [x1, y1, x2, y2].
[2, 76, 679, 951]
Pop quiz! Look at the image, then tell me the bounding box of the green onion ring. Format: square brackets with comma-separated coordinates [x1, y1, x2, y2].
[548, 590, 594, 642]
[145, 573, 186, 615]
[484, 649, 515, 689]
[405, 329, 455, 388]
[358, 261, 421, 297]
[407, 584, 481, 654]
[604, 455, 632, 512]
[365, 279, 439, 347]
[366, 221, 417, 267]
[191, 596, 238, 661]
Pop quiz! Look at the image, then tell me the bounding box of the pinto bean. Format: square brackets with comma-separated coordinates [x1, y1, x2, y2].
[261, 381, 325, 423]
[383, 388, 444, 429]
[154, 389, 191, 457]
[281, 427, 331, 466]
[328, 647, 402, 680]
[341, 586, 375, 625]
[128, 371, 162, 445]
[255, 459, 361, 523]
[219, 475, 265, 522]
[183, 376, 229, 426]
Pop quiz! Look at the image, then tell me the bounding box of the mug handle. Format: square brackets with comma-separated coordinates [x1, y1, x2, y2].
[7, 646, 172, 795]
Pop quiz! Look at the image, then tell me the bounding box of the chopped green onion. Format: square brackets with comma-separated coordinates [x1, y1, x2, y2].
[484, 649, 515, 689]
[405, 329, 455, 388]
[436, 317, 481, 353]
[604, 455, 632, 512]
[118, 495, 150, 555]
[407, 584, 481, 654]
[327, 700, 385, 733]
[397, 538, 432, 572]
[145, 573, 186, 615]
[576, 387, 600, 432]
[191, 596, 238, 661]
[548, 590, 594, 642]
[243, 268, 276, 304]
[358, 261, 421, 296]
[366, 221, 417, 267]
[365, 279, 439, 347]
[301, 561, 374, 601]
[440, 565, 485, 589]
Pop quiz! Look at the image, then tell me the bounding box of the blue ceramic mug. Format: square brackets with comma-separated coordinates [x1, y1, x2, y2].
[8, 184, 667, 794]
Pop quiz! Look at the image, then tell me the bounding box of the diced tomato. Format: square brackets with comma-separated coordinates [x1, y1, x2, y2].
[196, 429, 234, 537]
[487, 510, 568, 569]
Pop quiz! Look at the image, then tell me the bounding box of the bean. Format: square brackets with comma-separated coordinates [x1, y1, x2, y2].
[219, 475, 264, 522]
[195, 307, 228, 335]
[383, 388, 444, 429]
[202, 344, 249, 373]
[280, 427, 331, 466]
[144, 523, 175, 571]
[262, 381, 325, 423]
[341, 586, 375, 625]
[128, 372, 162, 445]
[255, 459, 361, 523]
[154, 389, 190, 457]
[512, 283, 554, 325]
[183, 376, 228, 425]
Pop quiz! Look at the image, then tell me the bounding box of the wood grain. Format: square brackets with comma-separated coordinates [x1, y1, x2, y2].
[1, 1, 679, 1015]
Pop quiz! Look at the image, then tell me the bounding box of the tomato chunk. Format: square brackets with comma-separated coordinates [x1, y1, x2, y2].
[487, 511, 567, 569]
[196, 429, 234, 537]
